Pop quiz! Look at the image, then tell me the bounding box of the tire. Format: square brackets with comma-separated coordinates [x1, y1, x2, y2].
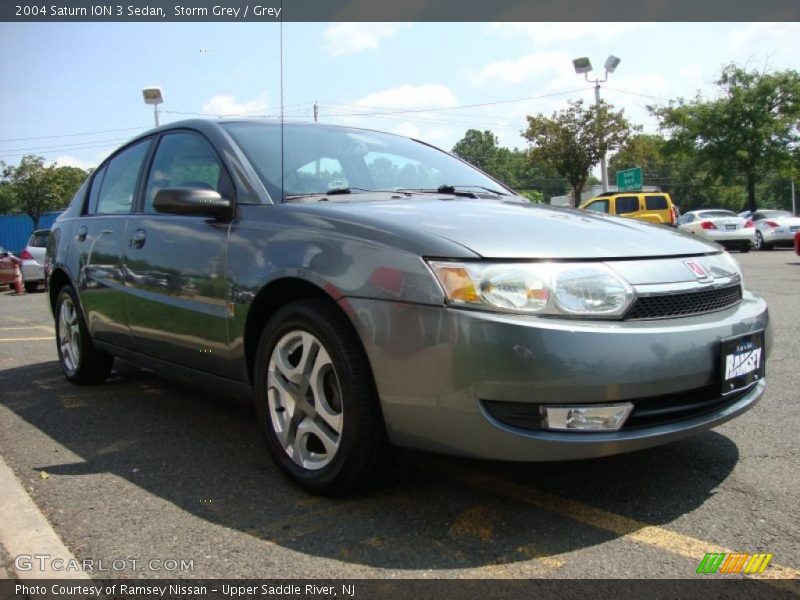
[55, 286, 114, 384]
[254, 298, 389, 496]
[24, 281, 38, 293]
[755, 231, 772, 251]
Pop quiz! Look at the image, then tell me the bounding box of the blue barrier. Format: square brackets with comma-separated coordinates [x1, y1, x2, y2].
[0, 212, 63, 254]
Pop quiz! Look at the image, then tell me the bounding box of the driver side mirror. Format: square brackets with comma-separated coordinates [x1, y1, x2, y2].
[153, 187, 232, 218]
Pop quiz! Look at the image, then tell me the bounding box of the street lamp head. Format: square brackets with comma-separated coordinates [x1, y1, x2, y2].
[572, 57, 593, 74]
[604, 55, 621, 74]
[142, 86, 164, 105]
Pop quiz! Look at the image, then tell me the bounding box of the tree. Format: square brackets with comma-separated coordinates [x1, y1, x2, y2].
[650, 65, 800, 213]
[1, 155, 89, 228]
[0, 180, 17, 214]
[523, 99, 636, 206]
[452, 129, 568, 201]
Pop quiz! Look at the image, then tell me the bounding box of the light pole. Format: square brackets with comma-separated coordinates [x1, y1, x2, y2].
[142, 86, 164, 127]
[573, 55, 621, 193]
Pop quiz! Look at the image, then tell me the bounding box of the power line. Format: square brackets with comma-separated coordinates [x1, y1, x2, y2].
[0, 126, 149, 144]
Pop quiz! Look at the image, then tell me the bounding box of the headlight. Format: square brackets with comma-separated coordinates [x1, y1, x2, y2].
[428, 261, 635, 318]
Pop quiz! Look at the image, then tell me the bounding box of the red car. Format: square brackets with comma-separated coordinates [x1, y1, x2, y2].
[0, 247, 21, 288]
[795, 230, 800, 255]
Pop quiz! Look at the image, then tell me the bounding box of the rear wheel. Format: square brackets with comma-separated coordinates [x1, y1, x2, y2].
[755, 231, 772, 251]
[55, 286, 114, 384]
[254, 299, 388, 496]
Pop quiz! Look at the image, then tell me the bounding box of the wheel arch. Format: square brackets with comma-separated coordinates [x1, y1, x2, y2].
[48, 268, 74, 315]
[243, 277, 366, 385]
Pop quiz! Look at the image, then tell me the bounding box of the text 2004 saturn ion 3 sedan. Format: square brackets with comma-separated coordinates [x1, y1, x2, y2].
[46, 120, 770, 495]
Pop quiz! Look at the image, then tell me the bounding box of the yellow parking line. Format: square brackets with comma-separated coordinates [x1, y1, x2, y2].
[0, 337, 53, 342]
[431, 464, 800, 588]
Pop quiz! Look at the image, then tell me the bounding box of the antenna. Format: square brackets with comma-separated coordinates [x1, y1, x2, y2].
[279, 0, 284, 202]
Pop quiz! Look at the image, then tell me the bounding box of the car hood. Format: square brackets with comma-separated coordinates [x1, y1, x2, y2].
[304, 197, 718, 259]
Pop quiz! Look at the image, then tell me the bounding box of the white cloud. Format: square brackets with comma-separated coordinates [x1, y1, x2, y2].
[354, 84, 458, 109]
[471, 51, 573, 87]
[727, 22, 800, 48]
[487, 23, 645, 47]
[52, 155, 97, 170]
[323, 23, 400, 57]
[202, 91, 269, 116]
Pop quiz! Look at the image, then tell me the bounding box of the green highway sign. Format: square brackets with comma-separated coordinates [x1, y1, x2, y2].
[616, 167, 643, 192]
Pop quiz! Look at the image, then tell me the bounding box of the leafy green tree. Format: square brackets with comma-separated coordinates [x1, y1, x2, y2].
[1, 155, 89, 228]
[523, 99, 636, 206]
[452, 129, 568, 201]
[651, 65, 800, 213]
[0, 180, 18, 214]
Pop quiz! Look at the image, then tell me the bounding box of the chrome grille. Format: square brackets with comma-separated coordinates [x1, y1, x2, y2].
[625, 284, 742, 320]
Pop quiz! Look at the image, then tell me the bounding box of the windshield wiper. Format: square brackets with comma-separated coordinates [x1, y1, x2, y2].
[284, 188, 411, 202]
[396, 185, 510, 197]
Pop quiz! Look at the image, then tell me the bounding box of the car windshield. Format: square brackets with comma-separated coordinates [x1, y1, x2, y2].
[222, 122, 511, 202]
[698, 210, 737, 218]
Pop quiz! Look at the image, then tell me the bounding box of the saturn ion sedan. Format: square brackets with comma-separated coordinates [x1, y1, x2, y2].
[46, 120, 770, 494]
[676, 209, 755, 252]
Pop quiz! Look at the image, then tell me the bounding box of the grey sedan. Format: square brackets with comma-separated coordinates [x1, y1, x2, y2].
[46, 120, 769, 495]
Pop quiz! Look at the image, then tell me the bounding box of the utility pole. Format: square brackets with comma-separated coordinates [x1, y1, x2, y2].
[313, 101, 318, 123]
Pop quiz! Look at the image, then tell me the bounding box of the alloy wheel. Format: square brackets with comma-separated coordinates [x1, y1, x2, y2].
[58, 297, 81, 373]
[266, 330, 344, 470]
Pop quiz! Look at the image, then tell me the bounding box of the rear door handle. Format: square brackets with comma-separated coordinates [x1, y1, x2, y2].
[129, 229, 146, 249]
[77, 226, 88, 242]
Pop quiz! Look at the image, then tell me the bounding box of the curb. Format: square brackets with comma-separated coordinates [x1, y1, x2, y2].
[0, 454, 89, 579]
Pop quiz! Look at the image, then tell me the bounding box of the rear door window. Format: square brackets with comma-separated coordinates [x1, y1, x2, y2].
[615, 196, 640, 215]
[94, 140, 151, 214]
[645, 195, 669, 210]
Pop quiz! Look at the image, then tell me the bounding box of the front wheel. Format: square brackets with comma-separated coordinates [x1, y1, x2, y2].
[254, 299, 389, 496]
[55, 286, 114, 384]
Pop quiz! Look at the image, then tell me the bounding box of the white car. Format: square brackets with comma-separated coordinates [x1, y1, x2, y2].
[676, 209, 755, 252]
[752, 209, 800, 251]
[19, 229, 50, 292]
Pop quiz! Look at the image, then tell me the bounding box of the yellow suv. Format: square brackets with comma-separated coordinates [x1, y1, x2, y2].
[580, 192, 678, 226]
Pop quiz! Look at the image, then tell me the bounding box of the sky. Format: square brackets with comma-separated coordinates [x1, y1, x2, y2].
[1, 21, 799, 170]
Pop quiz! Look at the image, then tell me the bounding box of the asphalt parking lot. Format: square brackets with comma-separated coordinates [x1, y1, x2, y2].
[0, 250, 798, 585]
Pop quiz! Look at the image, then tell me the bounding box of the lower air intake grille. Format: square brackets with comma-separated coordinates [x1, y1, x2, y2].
[626, 284, 742, 320]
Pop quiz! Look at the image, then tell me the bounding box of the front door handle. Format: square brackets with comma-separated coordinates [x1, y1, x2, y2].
[129, 229, 146, 249]
[77, 226, 88, 242]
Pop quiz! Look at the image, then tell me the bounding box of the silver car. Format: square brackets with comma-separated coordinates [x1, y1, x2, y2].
[46, 120, 770, 495]
[752, 209, 800, 250]
[20, 229, 50, 292]
[676, 209, 754, 252]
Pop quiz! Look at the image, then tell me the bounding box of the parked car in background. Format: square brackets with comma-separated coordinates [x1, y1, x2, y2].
[580, 191, 678, 226]
[47, 119, 770, 495]
[676, 209, 754, 252]
[752, 210, 800, 250]
[20, 229, 50, 292]
[1, 247, 19, 288]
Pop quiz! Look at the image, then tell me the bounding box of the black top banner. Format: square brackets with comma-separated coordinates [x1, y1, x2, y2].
[2, 0, 799, 22]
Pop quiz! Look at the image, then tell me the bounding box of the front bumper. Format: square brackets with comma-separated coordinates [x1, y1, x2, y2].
[343, 291, 770, 461]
